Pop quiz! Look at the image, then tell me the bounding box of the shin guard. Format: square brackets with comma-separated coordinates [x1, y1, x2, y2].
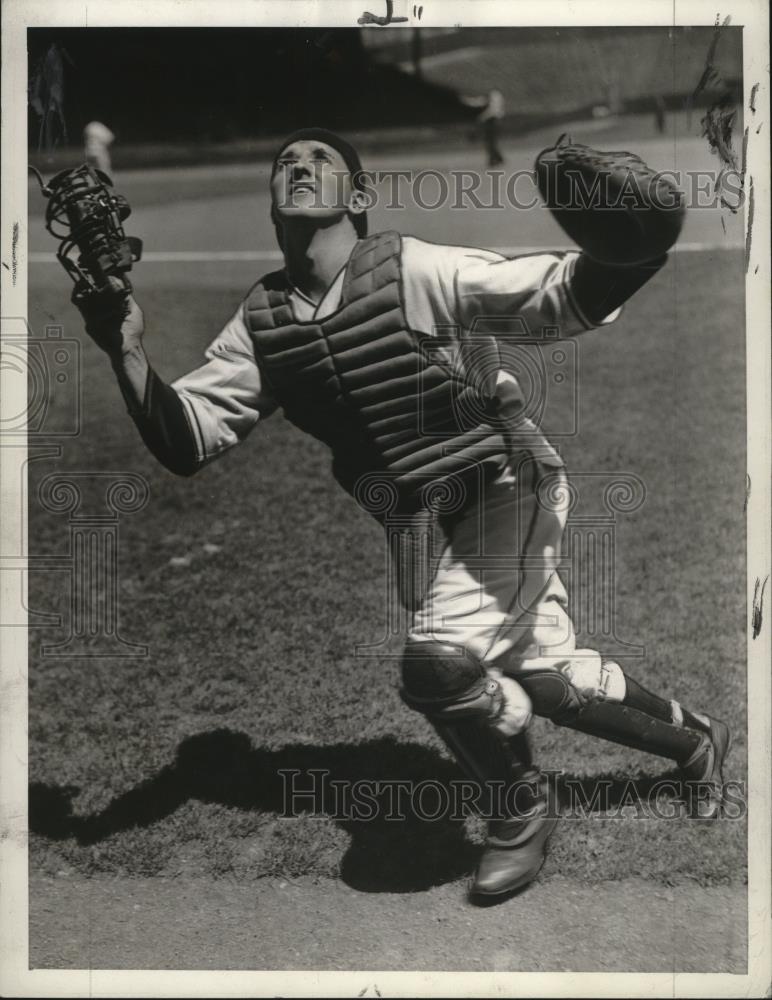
[558, 698, 705, 765]
[401, 642, 535, 815]
[518, 668, 705, 765]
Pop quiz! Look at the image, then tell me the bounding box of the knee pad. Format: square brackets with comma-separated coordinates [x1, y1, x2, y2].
[401, 640, 531, 736]
[518, 659, 626, 722]
[401, 641, 532, 793]
[518, 669, 583, 721]
[401, 640, 485, 705]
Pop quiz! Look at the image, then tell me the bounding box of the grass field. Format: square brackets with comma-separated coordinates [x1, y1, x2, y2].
[25, 122, 747, 907]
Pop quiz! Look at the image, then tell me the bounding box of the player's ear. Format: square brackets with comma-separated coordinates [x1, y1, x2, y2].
[349, 188, 368, 217]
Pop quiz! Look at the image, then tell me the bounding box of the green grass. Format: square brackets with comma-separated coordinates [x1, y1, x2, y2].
[27, 242, 746, 890]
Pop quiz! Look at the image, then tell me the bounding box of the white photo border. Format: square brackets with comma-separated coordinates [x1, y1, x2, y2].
[1, 1, 769, 997]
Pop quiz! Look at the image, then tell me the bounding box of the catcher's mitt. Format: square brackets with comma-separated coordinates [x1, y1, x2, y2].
[535, 134, 685, 265]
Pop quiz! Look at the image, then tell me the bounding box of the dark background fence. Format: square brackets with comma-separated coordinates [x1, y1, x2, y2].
[27, 25, 742, 154]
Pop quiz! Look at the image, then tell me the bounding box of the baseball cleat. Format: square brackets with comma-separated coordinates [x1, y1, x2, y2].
[469, 776, 558, 903]
[680, 716, 732, 819]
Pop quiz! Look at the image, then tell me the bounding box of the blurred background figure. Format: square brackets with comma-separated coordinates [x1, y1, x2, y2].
[654, 95, 667, 134]
[462, 88, 506, 167]
[28, 41, 73, 154]
[84, 120, 115, 174]
[480, 87, 506, 166]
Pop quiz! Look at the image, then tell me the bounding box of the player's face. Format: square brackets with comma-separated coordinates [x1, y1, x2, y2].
[271, 140, 355, 225]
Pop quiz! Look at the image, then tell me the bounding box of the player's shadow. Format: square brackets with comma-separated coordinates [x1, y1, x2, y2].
[29, 729, 683, 893]
[29, 730, 477, 892]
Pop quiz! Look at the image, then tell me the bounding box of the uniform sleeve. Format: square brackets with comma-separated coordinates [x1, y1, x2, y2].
[400, 237, 621, 340]
[452, 248, 621, 336]
[171, 305, 277, 466]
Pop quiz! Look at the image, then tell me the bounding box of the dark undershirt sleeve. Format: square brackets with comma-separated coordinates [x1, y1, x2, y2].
[113, 363, 200, 477]
[571, 253, 667, 326]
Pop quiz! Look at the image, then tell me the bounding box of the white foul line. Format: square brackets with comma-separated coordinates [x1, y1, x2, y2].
[28, 242, 742, 264]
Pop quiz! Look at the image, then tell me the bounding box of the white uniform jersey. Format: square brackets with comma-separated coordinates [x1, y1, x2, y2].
[479, 89, 506, 121]
[172, 236, 620, 468]
[83, 121, 115, 173]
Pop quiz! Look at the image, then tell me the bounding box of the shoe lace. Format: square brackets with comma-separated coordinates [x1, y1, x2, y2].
[555, 146, 653, 177]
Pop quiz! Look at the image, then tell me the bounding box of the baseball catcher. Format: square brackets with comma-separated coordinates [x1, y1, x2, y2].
[69, 128, 730, 902]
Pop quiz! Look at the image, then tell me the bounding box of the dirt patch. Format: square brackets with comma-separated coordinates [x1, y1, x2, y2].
[30, 874, 746, 973]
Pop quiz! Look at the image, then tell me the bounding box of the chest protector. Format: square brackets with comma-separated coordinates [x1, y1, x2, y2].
[243, 231, 508, 515]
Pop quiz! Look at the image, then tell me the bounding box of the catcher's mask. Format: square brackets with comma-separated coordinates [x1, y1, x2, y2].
[270, 127, 369, 247]
[29, 163, 142, 301]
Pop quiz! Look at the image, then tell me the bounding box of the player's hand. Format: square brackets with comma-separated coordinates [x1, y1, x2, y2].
[72, 276, 145, 359]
